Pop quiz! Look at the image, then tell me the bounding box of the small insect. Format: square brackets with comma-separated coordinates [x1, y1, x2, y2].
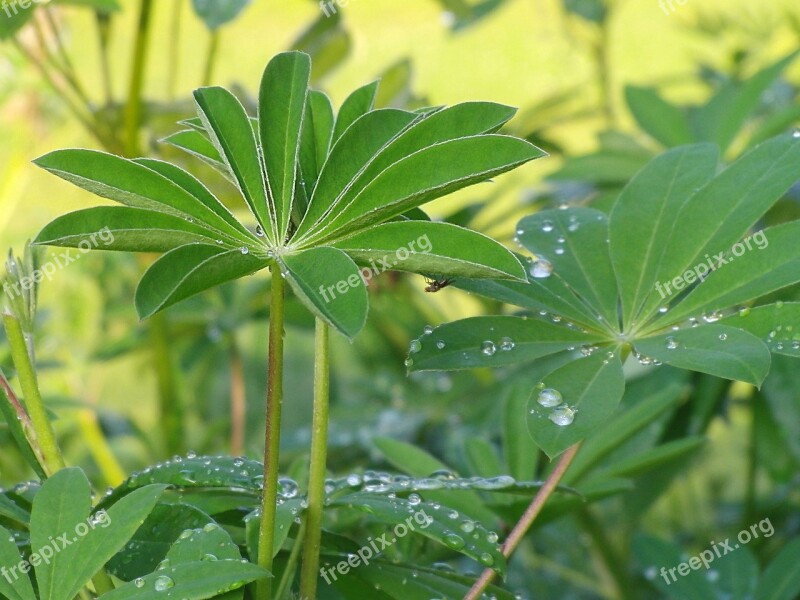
[425, 277, 453, 293]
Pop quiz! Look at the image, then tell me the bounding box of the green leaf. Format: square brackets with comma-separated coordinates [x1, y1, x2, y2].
[0, 524, 35, 600]
[634, 534, 716, 600]
[593, 437, 705, 480]
[692, 51, 799, 152]
[281, 247, 368, 339]
[648, 223, 800, 330]
[625, 86, 693, 147]
[633, 325, 771, 387]
[642, 134, 800, 316]
[135, 244, 269, 319]
[526, 351, 625, 458]
[517, 207, 619, 328]
[33, 150, 245, 238]
[245, 499, 304, 562]
[372, 437, 448, 476]
[298, 89, 335, 194]
[133, 158, 255, 243]
[713, 546, 759, 600]
[99, 560, 269, 600]
[160, 130, 229, 176]
[503, 383, 539, 481]
[107, 503, 213, 581]
[332, 81, 380, 142]
[408, 316, 606, 372]
[331, 221, 525, 280]
[289, 10, 351, 84]
[35, 207, 229, 252]
[191, 0, 252, 30]
[258, 52, 311, 238]
[328, 493, 506, 575]
[755, 538, 800, 600]
[315, 135, 545, 243]
[295, 108, 419, 238]
[609, 144, 720, 326]
[193, 87, 273, 238]
[30, 468, 165, 600]
[166, 522, 241, 562]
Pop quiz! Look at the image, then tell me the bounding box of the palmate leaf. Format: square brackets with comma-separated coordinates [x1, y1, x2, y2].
[332, 81, 380, 142]
[719, 303, 800, 357]
[608, 144, 719, 326]
[328, 493, 507, 575]
[624, 86, 694, 148]
[29, 468, 165, 600]
[517, 207, 619, 328]
[191, 0, 252, 30]
[0, 524, 36, 600]
[526, 351, 625, 458]
[645, 222, 800, 331]
[634, 133, 800, 322]
[258, 52, 311, 238]
[194, 87, 274, 240]
[161, 130, 230, 176]
[633, 325, 771, 387]
[295, 101, 519, 241]
[331, 221, 525, 280]
[408, 315, 606, 371]
[298, 90, 335, 194]
[135, 244, 269, 319]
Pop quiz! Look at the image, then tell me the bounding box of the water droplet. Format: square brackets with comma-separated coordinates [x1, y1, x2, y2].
[479, 553, 495, 567]
[215, 239, 223, 245]
[554, 247, 565, 256]
[240, 247, 249, 255]
[487, 531, 499, 544]
[549, 405, 576, 426]
[793, 129, 800, 139]
[537, 388, 562, 407]
[134, 578, 145, 589]
[499, 337, 515, 351]
[541, 220, 554, 232]
[444, 534, 465, 549]
[718, 333, 727, 341]
[665, 336, 679, 350]
[409, 340, 422, 353]
[435, 340, 446, 350]
[644, 566, 657, 581]
[568, 222, 579, 232]
[481, 341, 497, 356]
[408, 493, 422, 506]
[203, 523, 219, 532]
[460, 520, 475, 533]
[423, 325, 434, 335]
[255, 225, 264, 237]
[404, 357, 414, 368]
[702, 311, 722, 323]
[154, 576, 174, 592]
[706, 569, 719, 582]
[556, 236, 566, 244]
[658, 306, 668, 314]
[530, 259, 553, 279]
[346, 474, 361, 486]
[739, 307, 751, 317]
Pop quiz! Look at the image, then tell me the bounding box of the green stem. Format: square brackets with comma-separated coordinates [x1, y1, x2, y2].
[95, 11, 114, 106]
[2, 314, 65, 476]
[257, 267, 286, 600]
[149, 311, 185, 457]
[275, 520, 306, 600]
[202, 30, 220, 87]
[577, 508, 634, 600]
[464, 443, 581, 600]
[91, 570, 115, 596]
[229, 337, 246, 456]
[123, 0, 154, 157]
[167, 0, 183, 100]
[299, 319, 330, 599]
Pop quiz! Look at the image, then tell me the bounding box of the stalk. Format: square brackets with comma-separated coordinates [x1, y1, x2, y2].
[299, 319, 330, 599]
[257, 267, 287, 600]
[229, 338, 246, 456]
[149, 311, 185, 456]
[202, 30, 220, 86]
[77, 408, 126, 487]
[2, 313, 65, 475]
[464, 443, 581, 600]
[123, 0, 154, 157]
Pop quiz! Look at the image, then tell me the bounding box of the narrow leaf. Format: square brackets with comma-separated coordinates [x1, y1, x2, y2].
[332, 81, 380, 142]
[719, 303, 800, 357]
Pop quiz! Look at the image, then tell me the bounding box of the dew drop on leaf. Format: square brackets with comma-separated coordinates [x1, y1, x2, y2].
[409, 340, 422, 353]
[134, 578, 145, 589]
[240, 247, 249, 255]
[549, 405, 576, 426]
[444, 533, 466, 549]
[718, 333, 727, 341]
[530, 259, 553, 279]
[481, 341, 497, 356]
[499, 337, 515, 351]
[541, 220, 554, 232]
[537, 388, 562, 407]
[479, 553, 495, 567]
[665, 336, 679, 350]
[154, 576, 174, 592]
[435, 340, 446, 350]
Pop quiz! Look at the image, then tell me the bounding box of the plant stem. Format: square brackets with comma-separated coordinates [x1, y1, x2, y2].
[275, 520, 307, 600]
[95, 11, 114, 106]
[202, 30, 220, 87]
[167, 0, 183, 100]
[464, 443, 581, 600]
[257, 267, 286, 600]
[124, 0, 154, 157]
[77, 408, 126, 487]
[2, 314, 65, 476]
[229, 338, 246, 456]
[149, 311, 185, 456]
[299, 319, 330, 599]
